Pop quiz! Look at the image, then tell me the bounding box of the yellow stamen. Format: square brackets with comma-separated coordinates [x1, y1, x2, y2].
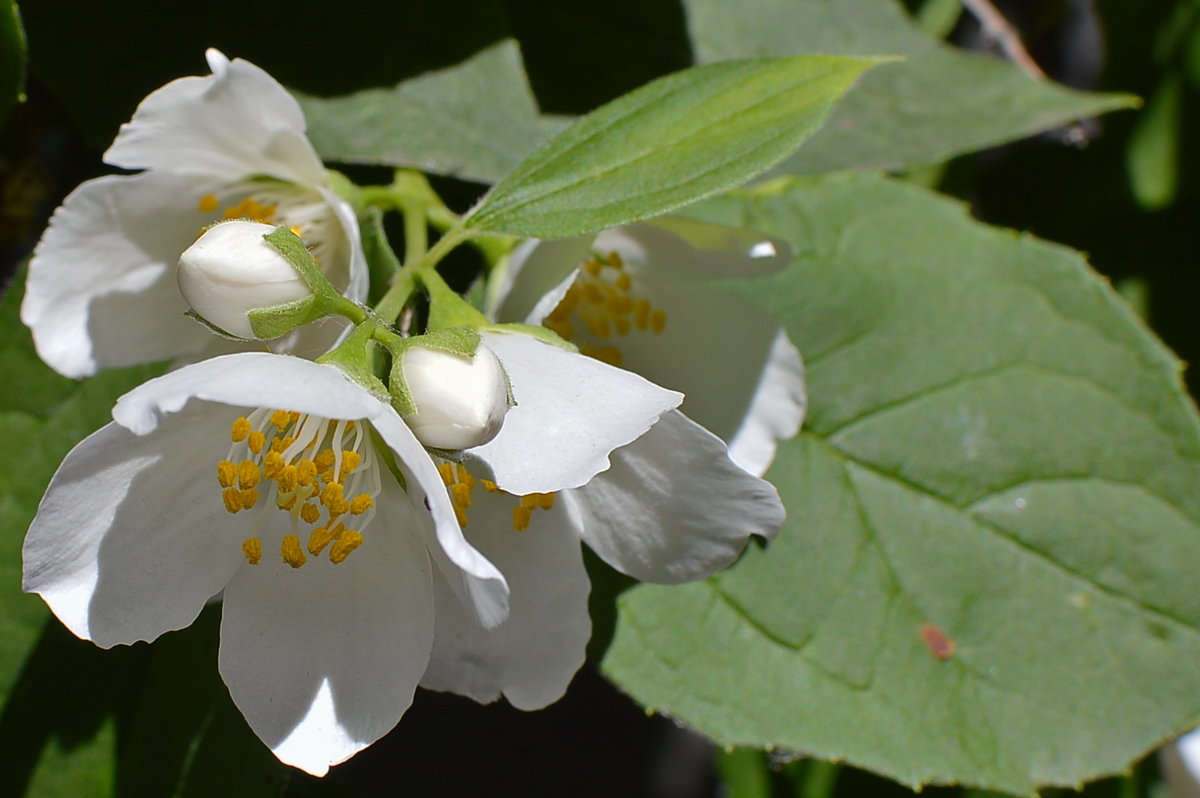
[482, 480, 500, 492]
[307, 525, 337, 556]
[239, 488, 259, 510]
[248, 430, 266, 454]
[296, 459, 318, 486]
[301, 502, 321, 524]
[450, 483, 472, 509]
[650, 309, 667, 333]
[314, 449, 336, 471]
[217, 460, 237, 488]
[350, 494, 374, 515]
[270, 409, 291, 428]
[198, 194, 220, 213]
[222, 487, 243, 514]
[238, 460, 260, 489]
[341, 450, 362, 474]
[329, 530, 365, 564]
[281, 535, 307, 568]
[242, 537, 262, 565]
[262, 450, 284, 478]
[277, 464, 298, 493]
[231, 417, 251, 442]
[513, 505, 532, 531]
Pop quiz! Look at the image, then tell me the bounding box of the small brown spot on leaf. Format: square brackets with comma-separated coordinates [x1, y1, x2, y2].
[919, 622, 956, 661]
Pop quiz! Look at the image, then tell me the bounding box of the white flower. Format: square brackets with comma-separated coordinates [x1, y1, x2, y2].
[22, 344, 683, 774]
[414, 330, 787, 709]
[177, 220, 313, 338]
[400, 343, 509, 450]
[488, 216, 807, 477]
[22, 49, 366, 378]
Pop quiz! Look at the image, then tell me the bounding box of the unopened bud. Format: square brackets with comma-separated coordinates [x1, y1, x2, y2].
[177, 220, 312, 339]
[402, 344, 509, 449]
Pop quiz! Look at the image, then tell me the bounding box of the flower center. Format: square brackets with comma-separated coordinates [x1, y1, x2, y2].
[197, 184, 341, 267]
[217, 409, 381, 568]
[542, 252, 667, 367]
[437, 461, 555, 532]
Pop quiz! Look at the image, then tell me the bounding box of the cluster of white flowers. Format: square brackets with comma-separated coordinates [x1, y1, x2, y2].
[20, 50, 806, 776]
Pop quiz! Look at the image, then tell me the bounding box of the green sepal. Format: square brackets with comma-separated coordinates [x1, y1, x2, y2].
[413, 327, 482, 358]
[422, 268, 490, 331]
[387, 354, 417, 417]
[382, 327, 483, 418]
[487, 323, 577, 352]
[316, 322, 389, 401]
[183, 309, 245, 341]
[246, 294, 320, 340]
[369, 426, 407, 492]
[263, 225, 333, 293]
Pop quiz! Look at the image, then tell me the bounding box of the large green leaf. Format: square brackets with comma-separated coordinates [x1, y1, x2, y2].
[0, 0, 24, 120]
[683, 0, 1138, 174]
[602, 173, 1200, 794]
[299, 40, 565, 185]
[464, 55, 884, 238]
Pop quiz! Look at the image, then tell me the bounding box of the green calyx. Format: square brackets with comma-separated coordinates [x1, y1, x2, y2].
[247, 226, 368, 339]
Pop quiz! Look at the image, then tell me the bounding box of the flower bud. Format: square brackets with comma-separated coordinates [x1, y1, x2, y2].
[402, 344, 509, 450]
[177, 220, 312, 339]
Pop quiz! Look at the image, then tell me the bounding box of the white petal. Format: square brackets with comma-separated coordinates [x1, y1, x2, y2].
[22, 405, 246, 647]
[572, 410, 784, 583]
[727, 329, 806, 476]
[21, 173, 222, 377]
[420, 491, 590, 709]
[595, 218, 790, 280]
[219, 497, 433, 776]
[112, 353, 385, 436]
[487, 236, 594, 323]
[370, 412, 510, 629]
[104, 50, 326, 187]
[467, 332, 682, 495]
[1166, 730, 1200, 798]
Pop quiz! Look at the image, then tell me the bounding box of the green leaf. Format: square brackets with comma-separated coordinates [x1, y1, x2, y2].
[0, 273, 163, 795]
[464, 55, 886, 238]
[1127, 72, 1182, 211]
[682, 0, 1138, 174]
[602, 173, 1200, 794]
[299, 40, 566, 185]
[0, 0, 25, 120]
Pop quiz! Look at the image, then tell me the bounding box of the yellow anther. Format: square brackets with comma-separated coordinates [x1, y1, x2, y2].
[262, 450, 284, 479]
[607, 294, 633, 315]
[650, 309, 666, 333]
[350, 494, 374, 515]
[459, 469, 476, 489]
[340, 450, 361, 474]
[583, 282, 605, 304]
[482, 479, 500, 492]
[616, 272, 632, 291]
[438, 463, 454, 485]
[329, 530, 365, 564]
[599, 346, 622, 367]
[242, 537, 263, 565]
[281, 535, 307, 568]
[277, 494, 298, 512]
[584, 259, 603, 277]
[588, 317, 612, 339]
[314, 448, 335, 471]
[248, 430, 266, 454]
[301, 502, 321, 524]
[239, 488, 259, 510]
[321, 482, 345, 508]
[608, 252, 624, 270]
[238, 460, 260, 489]
[513, 505, 532, 531]
[270, 435, 294, 453]
[520, 494, 540, 510]
[453, 505, 468, 527]
[270, 409, 291, 428]
[277, 464, 298, 493]
[222, 487, 243, 514]
[538, 493, 556, 510]
[217, 460, 237, 488]
[545, 318, 574, 341]
[296, 459, 318, 486]
[633, 299, 651, 330]
[450, 483, 472, 509]
[614, 318, 631, 337]
[307, 525, 337, 555]
[231, 417, 251, 442]
[198, 194, 220, 213]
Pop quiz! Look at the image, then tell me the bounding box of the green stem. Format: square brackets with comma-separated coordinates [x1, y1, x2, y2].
[373, 225, 473, 324]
